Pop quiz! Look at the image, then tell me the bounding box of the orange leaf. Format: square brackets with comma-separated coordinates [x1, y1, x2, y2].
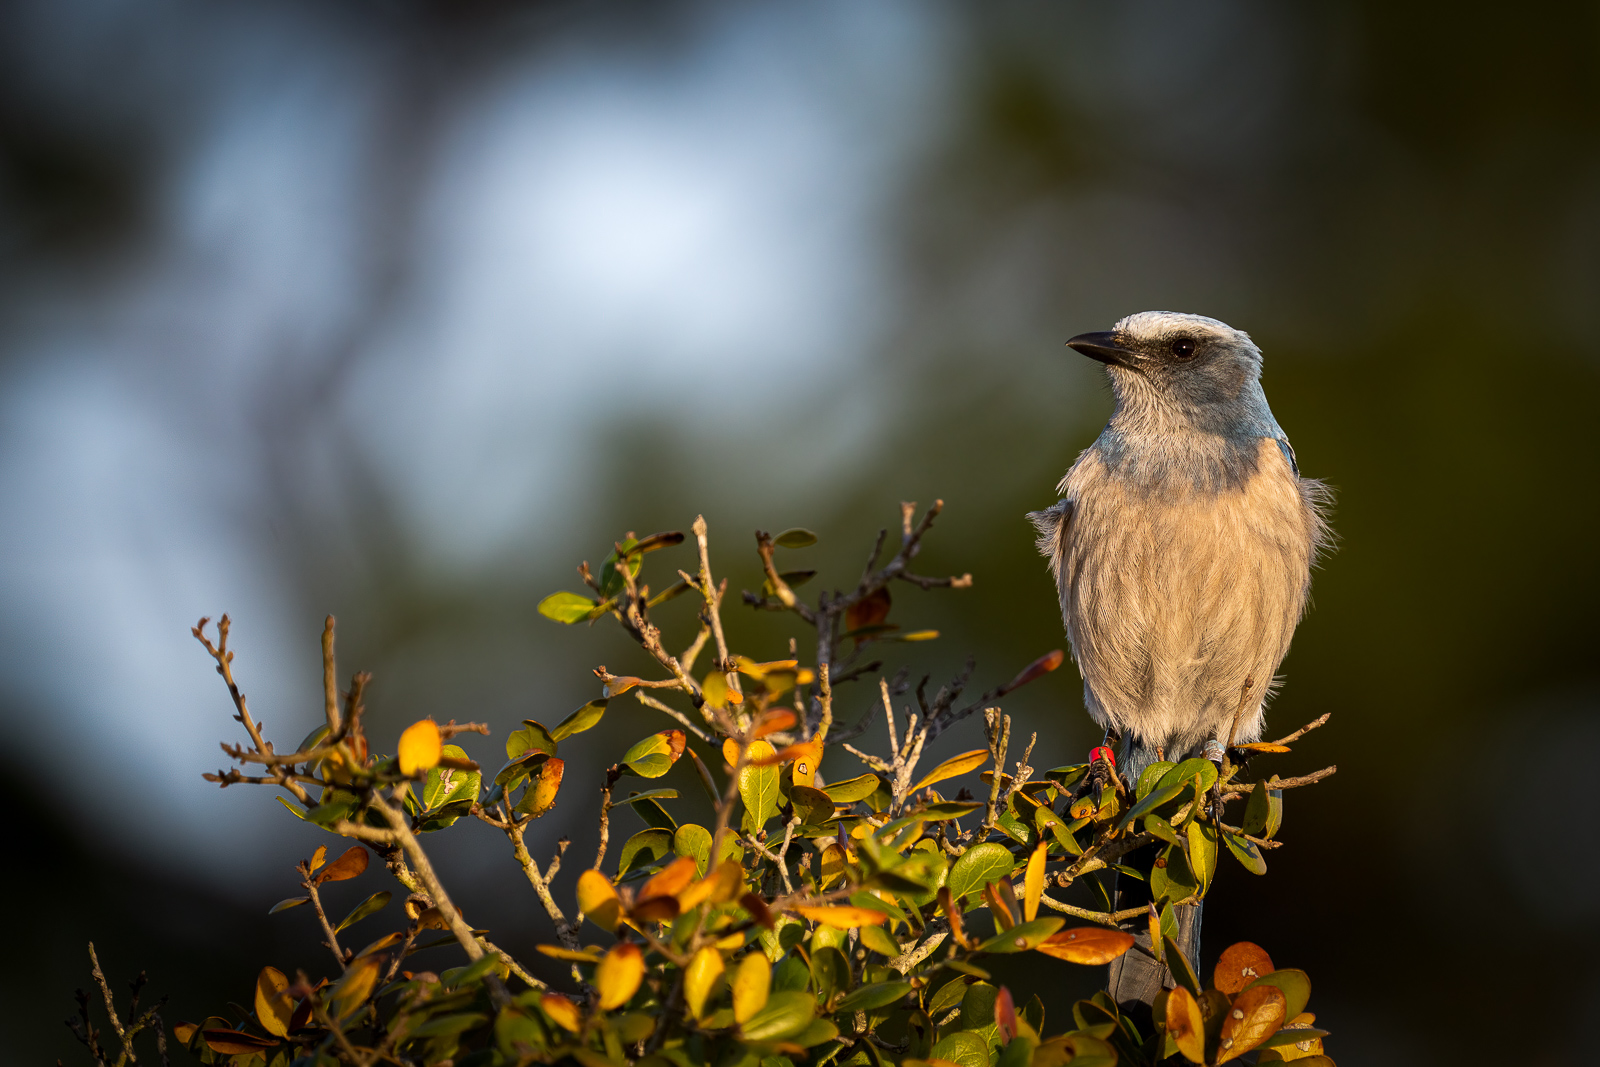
[995, 986, 1017, 1042]
[679, 860, 744, 911]
[605, 676, 645, 696]
[938, 886, 969, 949]
[397, 719, 443, 776]
[753, 709, 797, 737]
[1217, 984, 1287, 1062]
[1165, 986, 1206, 1063]
[722, 738, 741, 767]
[797, 905, 888, 929]
[1035, 926, 1136, 965]
[791, 741, 822, 788]
[631, 896, 680, 923]
[1000, 649, 1066, 693]
[539, 994, 583, 1033]
[983, 882, 1015, 930]
[1213, 941, 1276, 995]
[750, 743, 810, 767]
[662, 729, 687, 762]
[315, 846, 369, 884]
[1235, 742, 1291, 753]
[846, 586, 891, 633]
[639, 856, 698, 902]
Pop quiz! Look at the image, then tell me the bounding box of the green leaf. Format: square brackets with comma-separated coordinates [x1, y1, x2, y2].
[976, 916, 1065, 954]
[1157, 758, 1218, 795]
[275, 796, 310, 822]
[506, 720, 557, 760]
[739, 759, 781, 833]
[834, 981, 912, 1014]
[1187, 820, 1218, 894]
[790, 786, 836, 827]
[495, 751, 548, 790]
[423, 747, 480, 810]
[929, 1032, 990, 1067]
[268, 897, 309, 914]
[1243, 781, 1284, 839]
[821, 774, 881, 804]
[1223, 828, 1268, 875]
[1136, 762, 1176, 800]
[598, 539, 642, 598]
[998, 1034, 1038, 1067]
[334, 891, 391, 933]
[538, 591, 598, 624]
[928, 976, 966, 1018]
[1118, 778, 1188, 830]
[1144, 814, 1181, 846]
[410, 1012, 489, 1039]
[630, 795, 678, 831]
[858, 925, 900, 957]
[773, 528, 819, 549]
[947, 842, 1016, 901]
[621, 732, 682, 778]
[551, 699, 609, 743]
[445, 954, 504, 989]
[673, 824, 713, 877]
[810, 946, 850, 1006]
[790, 1017, 840, 1048]
[738, 990, 815, 1042]
[1043, 764, 1089, 793]
[919, 801, 984, 820]
[1259, 1026, 1331, 1049]
[305, 791, 360, 827]
[1246, 969, 1311, 1021]
[618, 828, 674, 877]
[1150, 845, 1198, 905]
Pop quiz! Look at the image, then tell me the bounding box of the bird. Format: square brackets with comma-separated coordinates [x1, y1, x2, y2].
[1029, 310, 1331, 1006]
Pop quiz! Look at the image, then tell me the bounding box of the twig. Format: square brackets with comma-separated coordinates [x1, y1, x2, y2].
[301, 871, 349, 969]
[1269, 713, 1332, 747]
[1219, 765, 1337, 793]
[321, 616, 340, 737]
[633, 691, 712, 743]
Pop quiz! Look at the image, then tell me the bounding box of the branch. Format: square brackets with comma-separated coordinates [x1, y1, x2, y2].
[1270, 712, 1332, 747]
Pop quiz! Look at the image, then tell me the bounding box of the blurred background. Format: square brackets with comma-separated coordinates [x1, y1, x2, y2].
[4, 1, 1597, 1062]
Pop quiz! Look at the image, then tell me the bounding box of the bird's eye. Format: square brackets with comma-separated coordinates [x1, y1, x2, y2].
[1170, 337, 1196, 360]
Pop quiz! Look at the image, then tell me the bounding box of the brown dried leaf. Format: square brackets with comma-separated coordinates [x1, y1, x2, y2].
[1217, 984, 1287, 1063]
[846, 586, 892, 634]
[1214, 941, 1276, 995]
[315, 846, 369, 885]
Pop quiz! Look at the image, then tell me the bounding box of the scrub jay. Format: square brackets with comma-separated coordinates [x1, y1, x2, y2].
[1029, 311, 1330, 1003]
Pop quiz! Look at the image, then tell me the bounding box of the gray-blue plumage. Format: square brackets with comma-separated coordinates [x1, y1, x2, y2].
[1031, 311, 1330, 779]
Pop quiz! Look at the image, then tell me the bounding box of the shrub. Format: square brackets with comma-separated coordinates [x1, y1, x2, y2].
[71, 502, 1338, 1067]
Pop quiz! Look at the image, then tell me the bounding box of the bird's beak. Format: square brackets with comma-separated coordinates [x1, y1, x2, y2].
[1066, 331, 1136, 367]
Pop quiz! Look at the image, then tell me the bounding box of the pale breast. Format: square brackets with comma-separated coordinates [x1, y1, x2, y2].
[1057, 437, 1317, 749]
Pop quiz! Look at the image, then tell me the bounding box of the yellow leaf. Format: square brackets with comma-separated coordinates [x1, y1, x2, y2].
[791, 741, 821, 788]
[731, 951, 771, 1024]
[684, 947, 725, 1020]
[577, 869, 622, 932]
[1165, 986, 1206, 1063]
[796, 668, 815, 685]
[595, 943, 644, 1011]
[523, 758, 564, 817]
[328, 956, 381, 1021]
[1024, 841, 1047, 923]
[397, 719, 443, 776]
[722, 738, 741, 767]
[540, 994, 583, 1033]
[536, 945, 602, 962]
[796, 905, 888, 929]
[704, 671, 729, 709]
[818, 844, 847, 888]
[254, 967, 293, 1038]
[909, 749, 989, 794]
[308, 845, 327, 874]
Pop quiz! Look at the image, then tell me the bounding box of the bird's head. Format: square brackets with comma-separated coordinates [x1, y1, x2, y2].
[1067, 311, 1269, 430]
